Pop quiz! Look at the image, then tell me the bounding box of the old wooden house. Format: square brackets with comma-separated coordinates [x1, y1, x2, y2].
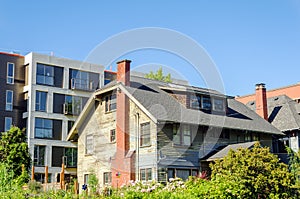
[67, 60, 283, 190]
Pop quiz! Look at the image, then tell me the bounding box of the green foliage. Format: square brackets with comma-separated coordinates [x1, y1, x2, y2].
[145, 67, 172, 83]
[287, 147, 300, 190]
[210, 143, 295, 198]
[88, 172, 99, 195]
[0, 126, 30, 177]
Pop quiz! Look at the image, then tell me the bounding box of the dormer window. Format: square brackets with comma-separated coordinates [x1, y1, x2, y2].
[202, 96, 212, 110]
[213, 98, 225, 112]
[190, 95, 201, 109]
[105, 93, 116, 112]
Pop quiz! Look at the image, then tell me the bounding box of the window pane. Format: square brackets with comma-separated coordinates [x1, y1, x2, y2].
[141, 122, 150, 146]
[190, 95, 201, 109]
[213, 98, 225, 112]
[140, 169, 146, 181]
[202, 96, 212, 110]
[45, 66, 54, 77]
[35, 118, 53, 139]
[7, 63, 14, 84]
[4, 117, 12, 131]
[147, 168, 152, 181]
[173, 124, 180, 145]
[183, 125, 191, 146]
[37, 64, 44, 75]
[6, 91, 13, 111]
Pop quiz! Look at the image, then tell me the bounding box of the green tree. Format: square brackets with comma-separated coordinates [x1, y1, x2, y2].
[287, 147, 300, 189]
[0, 126, 30, 178]
[145, 67, 172, 83]
[209, 142, 295, 198]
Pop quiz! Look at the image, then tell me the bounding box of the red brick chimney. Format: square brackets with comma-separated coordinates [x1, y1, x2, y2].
[255, 83, 268, 120]
[111, 60, 135, 187]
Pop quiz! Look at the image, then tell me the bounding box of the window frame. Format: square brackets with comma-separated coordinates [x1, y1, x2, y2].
[201, 96, 212, 110]
[103, 172, 112, 184]
[140, 122, 151, 147]
[105, 93, 116, 112]
[173, 124, 191, 146]
[140, 168, 152, 181]
[190, 94, 201, 109]
[5, 90, 13, 111]
[35, 91, 47, 112]
[85, 134, 94, 155]
[34, 145, 46, 166]
[212, 98, 226, 112]
[35, 118, 53, 139]
[7, 62, 14, 84]
[36, 63, 54, 86]
[110, 129, 116, 143]
[4, 117, 12, 132]
[64, 147, 77, 168]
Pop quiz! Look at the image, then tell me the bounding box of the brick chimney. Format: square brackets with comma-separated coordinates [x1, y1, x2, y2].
[111, 60, 135, 187]
[255, 83, 268, 120]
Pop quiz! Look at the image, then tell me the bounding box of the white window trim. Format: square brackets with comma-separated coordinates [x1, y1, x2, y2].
[6, 90, 13, 111]
[7, 62, 14, 84]
[4, 117, 12, 132]
[85, 134, 94, 155]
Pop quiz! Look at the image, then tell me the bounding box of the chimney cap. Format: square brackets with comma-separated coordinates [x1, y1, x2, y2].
[116, 59, 132, 64]
[255, 83, 266, 89]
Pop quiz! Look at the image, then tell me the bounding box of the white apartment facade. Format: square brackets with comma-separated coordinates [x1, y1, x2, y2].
[23, 52, 104, 183]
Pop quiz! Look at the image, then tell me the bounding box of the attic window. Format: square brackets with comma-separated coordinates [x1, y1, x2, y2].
[213, 98, 225, 112]
[105, 93, 116, 112]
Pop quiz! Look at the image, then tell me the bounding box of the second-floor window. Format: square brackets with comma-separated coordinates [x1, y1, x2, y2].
[190, 95, 201, 109]
[105, 94, 116, 112]
[86, 134, 93, 154]
[36, 63, 54, 86]
[140, 122, 151, 147]
[6, 90, 13, 111]
[34, 145, 46, 166]
[35, 118, 53, 139]
[173, 124, 191, 146]
[36, 91, 47, 112]
[7, 62, 14, 84]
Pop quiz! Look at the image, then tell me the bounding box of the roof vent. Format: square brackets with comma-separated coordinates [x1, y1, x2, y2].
[274, 97, 279, 101]
[250, 102, 255, 106]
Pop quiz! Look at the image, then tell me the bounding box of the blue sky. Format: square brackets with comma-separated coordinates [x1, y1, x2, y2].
[1, 1, 300, 96]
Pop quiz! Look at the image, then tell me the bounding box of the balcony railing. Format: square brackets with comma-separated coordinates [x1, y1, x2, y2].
[70, 78, 94, 91]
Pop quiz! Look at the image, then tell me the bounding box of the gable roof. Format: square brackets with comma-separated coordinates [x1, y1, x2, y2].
[67, 76, 283, 141]
[246, 95, 300, 132]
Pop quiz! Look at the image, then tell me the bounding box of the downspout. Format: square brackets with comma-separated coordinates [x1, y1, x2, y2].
[135, 112, 140, 181]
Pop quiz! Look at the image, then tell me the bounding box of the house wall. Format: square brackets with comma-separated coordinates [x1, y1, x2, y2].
[77, 95, 157, 191]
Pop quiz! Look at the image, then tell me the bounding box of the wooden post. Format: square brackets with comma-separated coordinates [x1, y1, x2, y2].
[74, 180, 78, 195]
[45, 166, 48, 184]
[31, 166, 35, 181]
[60, 163, 65, 190]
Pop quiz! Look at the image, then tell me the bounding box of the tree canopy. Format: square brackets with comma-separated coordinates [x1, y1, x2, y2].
[0, 126, 30, 177]
[144, 67, 172, 83]
[209, 142, 295, 198]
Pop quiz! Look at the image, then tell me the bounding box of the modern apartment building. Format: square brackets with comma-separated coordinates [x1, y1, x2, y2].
[22, 52, 104, 183]
[0, 52, 26, 132]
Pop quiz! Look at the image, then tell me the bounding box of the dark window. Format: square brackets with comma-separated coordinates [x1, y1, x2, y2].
[68, 121, 75, 133]
[110, 129, 116, 143]
[64, 148, 77, 167]
[202, 96, 212, 110]
[140, 168, 152, 181]
[190, 95, 201, 109]
[6, 90, 13, 111]
[7, 62, 14, 84]
[104, 172, 112, 184]
[105, 94, 116, 112]
[140, 122, 150, 146]
[176, 169, 190, 180]
[34, 145, 45, 166]
[36, 91, 47, 112]
[220, 129, 230, 139]
[35, 118, 53, 138]
[53, 93, 65, 113]
[37, 63, 54, 86]
[52, 146, 64, 167]
[64, 95, 84, 115]
[34, 173, 51, 183]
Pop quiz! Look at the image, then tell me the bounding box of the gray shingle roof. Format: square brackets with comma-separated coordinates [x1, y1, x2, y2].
[205, 141, 257, 161]
[125, 76, 282, 135]
[246, 95, 300, 132]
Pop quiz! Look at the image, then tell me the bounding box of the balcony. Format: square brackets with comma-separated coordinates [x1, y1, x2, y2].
[70, 78, 94, 91]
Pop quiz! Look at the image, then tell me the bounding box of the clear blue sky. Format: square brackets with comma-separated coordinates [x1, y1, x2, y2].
[1, 0, 300, 96]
